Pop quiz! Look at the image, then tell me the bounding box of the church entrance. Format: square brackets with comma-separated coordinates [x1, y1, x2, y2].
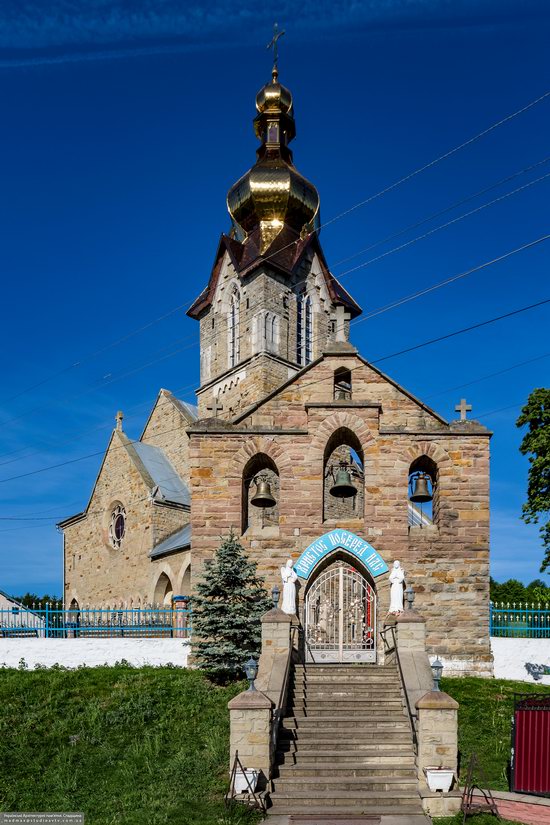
[304, 558, 376, 663]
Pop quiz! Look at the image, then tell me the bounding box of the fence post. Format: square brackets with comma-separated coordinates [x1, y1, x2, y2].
[45, 602, 50, 639]
[172, 596, 190, 638]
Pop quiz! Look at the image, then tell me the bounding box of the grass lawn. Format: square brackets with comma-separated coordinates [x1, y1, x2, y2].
[441, 676, 550, 792]
[1, 667, 549, 824]
[0, 664, 260, 825]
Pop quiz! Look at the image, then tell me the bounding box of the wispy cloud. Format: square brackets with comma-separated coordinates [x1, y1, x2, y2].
[0, 0, 547, 68]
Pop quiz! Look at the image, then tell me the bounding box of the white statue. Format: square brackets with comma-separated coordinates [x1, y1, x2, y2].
[281, 559, 298, 615]
[388, 560, 405, 614]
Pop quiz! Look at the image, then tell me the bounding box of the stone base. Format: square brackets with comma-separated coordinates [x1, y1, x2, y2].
[420, 789, 462, 816]
[436, 654, 494, 678]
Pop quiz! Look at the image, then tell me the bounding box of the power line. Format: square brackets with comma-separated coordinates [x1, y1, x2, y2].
[370, 298, 550, 365]
[330, 156, 550, 270]
[424, 352, 550, 400]
[4, 91, 548, 414]
[1, 293, 548, 486]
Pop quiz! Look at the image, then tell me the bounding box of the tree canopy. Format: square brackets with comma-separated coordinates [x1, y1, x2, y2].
[517, 388, 550, 574]
[191, 532, 272, 682]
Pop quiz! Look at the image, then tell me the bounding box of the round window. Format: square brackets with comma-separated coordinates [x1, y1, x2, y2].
[109, 505, 126, 548]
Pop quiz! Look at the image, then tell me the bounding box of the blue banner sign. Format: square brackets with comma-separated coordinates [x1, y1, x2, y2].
[294, 530, 389, 580]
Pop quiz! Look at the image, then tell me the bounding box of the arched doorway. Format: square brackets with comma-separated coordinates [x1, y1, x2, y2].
[154, 572, 174, 607]
[304, 556, 376, 663]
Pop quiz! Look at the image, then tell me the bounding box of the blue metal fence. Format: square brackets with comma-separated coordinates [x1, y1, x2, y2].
[0, 602, 192, 639]
[490, 602, 550, 638]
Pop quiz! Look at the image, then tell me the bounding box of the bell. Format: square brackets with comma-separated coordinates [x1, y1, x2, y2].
[329, 465, 357, 499]
[410, 473, 433, 503]
[251, 477, 276, 508]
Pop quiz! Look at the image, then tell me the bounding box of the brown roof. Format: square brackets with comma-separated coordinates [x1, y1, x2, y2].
[186, 228, 362, 319]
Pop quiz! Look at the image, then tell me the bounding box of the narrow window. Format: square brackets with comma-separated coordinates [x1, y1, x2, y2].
[334, 367, 352, 400]
[297, 292, 313, 366]
[228, 290, 240, 368]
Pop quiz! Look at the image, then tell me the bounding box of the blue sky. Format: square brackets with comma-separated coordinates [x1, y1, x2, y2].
[0, 0, 549, 596]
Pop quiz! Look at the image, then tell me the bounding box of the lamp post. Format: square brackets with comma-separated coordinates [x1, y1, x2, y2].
[244, 657, 258, 691]
[431, 658, 443, 691]
[271, 585, 280, 610]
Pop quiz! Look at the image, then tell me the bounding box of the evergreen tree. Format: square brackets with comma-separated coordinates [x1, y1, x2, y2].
[192, 532, 272, 682]
[517, 388, 550, 573]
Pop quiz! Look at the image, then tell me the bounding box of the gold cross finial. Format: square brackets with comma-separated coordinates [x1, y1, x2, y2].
[267, 22, 285, 77]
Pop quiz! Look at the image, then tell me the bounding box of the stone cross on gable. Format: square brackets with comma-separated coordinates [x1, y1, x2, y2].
[455, 398, 472, 421]
[331, 305, 351, 342]
[207, 396, 223, 418]
[115, 411, 124, 431]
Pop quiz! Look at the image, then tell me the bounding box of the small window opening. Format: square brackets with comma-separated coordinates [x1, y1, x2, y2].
[334, 367, 352, 400]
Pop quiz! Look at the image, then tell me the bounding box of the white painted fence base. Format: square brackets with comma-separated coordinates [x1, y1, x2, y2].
[491, 637, 550, 684]
[0, 639, 190, 669]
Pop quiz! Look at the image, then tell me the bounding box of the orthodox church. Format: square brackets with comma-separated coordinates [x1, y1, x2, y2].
[60, 64, 493, 675]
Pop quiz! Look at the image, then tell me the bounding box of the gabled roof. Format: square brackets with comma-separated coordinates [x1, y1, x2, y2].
[140, 389, 198, 441]
[232, 348, 450, 427]
[149, 523, 191, 559]
[131, 442, 190, 506]
[186, 230, 361, 319]
[57, 429, 189, 529]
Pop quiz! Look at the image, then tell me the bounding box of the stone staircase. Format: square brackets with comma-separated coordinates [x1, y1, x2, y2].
[268, 662, 425, 818]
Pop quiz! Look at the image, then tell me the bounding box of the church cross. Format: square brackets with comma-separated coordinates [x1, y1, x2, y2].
[115, 410, 124, 431]
[331, 305, 351, 342]
[207, 396, 223, 418]
[266, 22, 285, 70]
[455, 398, 472, 421]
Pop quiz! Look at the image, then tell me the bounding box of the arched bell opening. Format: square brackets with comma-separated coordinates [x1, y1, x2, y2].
[333, 367, 352, 400]
[408, 455, 438, 527]
[242, 453, 280, 533]
[323, 427, 364, 521]
[303, 550, 377, 663]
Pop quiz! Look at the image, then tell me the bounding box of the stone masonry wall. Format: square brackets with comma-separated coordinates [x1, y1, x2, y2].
[196, 254, 342, 419]
[189, 352, 492, 674]
[63, 430, 189, 607]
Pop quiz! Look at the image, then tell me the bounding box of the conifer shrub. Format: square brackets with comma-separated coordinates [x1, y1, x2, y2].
[192, 532, 272, 682]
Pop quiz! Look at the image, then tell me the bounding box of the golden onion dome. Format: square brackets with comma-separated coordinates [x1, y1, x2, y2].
[255, 67, 293, 115]
[227, 68, 320, 255]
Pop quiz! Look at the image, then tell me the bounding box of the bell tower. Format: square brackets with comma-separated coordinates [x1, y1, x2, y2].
[187, 65, 362, 419]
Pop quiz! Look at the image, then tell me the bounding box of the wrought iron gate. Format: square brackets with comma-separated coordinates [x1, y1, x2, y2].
[304, 560, 376, 663]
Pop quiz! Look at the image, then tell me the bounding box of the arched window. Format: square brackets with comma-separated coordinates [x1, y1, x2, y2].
[154, 572, 174, 607]
[334, 367, 352, 400]
[264, 312, 279, 354]
[242, 453, 280, 532]
[323, 427, 364, 521]
[408, 456, 438, 527]
[228, 288, 240, 368]
[297, 292, 312, 366]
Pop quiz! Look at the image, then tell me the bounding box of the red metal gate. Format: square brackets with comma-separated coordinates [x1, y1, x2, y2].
[512, 695, 550, 796]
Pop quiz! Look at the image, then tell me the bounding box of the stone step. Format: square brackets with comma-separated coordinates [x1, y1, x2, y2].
[291, 679, 400, 687]
[277, 763, 417, 777]
[288, 710, 407, 721]
[281, 717, 411, 730]
[268, 803, 424, 816]
[278, 750, 416, 764]
[288, 688, 403, 698]
[287, 700, 405, 722]
[272, 774, 418, 789]
[277, 730, 413, 755]
[269, 789, 422, 806]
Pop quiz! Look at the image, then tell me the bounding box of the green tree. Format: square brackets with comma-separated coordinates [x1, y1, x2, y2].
[192, 532, 272, 682]
[517, 388, 550, 573]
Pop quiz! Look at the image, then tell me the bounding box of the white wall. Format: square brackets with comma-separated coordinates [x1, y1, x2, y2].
[491, 637, 550, 684]
[0, 639, 190, 669]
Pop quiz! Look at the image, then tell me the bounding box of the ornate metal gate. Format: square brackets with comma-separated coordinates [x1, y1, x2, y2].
[304, 559, 376, 663]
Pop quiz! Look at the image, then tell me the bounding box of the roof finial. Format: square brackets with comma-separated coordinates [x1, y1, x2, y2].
[267, 22, 285, 80]
[116, 410, 124, 431]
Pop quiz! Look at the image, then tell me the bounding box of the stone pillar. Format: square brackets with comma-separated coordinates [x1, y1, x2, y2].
[172, 595, 190, 639]
[415, 690, 459, 785]
[395, 609, 427, 652]
[228, 689, 273, 786]
[257, 607, 293, 703]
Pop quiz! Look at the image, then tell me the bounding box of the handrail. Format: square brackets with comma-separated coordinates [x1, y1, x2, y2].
[380, 625, 418, 752]
[270, 624, 298, 761]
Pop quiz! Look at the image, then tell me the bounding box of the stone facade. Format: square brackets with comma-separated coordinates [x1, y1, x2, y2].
[188, 346, 492, 675]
